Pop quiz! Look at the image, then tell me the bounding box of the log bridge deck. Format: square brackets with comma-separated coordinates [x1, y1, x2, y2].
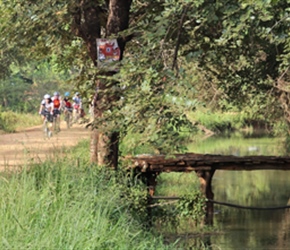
[130, 153, 290, 223]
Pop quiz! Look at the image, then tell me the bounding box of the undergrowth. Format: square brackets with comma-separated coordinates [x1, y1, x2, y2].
[0, 139, 215, 249]
[0, 108, 40, 133]
[0, 141, 176, 250]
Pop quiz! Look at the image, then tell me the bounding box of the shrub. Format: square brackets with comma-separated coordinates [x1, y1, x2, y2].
[0, 109, 18, 132]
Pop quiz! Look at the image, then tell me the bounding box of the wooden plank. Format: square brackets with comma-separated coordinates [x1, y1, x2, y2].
[130, 153, 290, 173]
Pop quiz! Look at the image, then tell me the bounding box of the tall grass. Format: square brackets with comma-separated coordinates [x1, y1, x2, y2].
[186, 110, 246, 133]
[0, 110, 40, 133]
[15, 113, 41, 131]
[156, 173, 200, 197]
[0, 141, 176, 249]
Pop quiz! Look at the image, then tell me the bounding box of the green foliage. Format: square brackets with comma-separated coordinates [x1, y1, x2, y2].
[272, 119, 290, 136]
[0, 0, 88, 112]
[0, 144, 175, 250]
[176, 192, 207, 224]
[284, 133, 290, 154]
[0, 77, 33, 112]
[0, 108, 18, 132]
[0, 110, 40, 132]
[1, 0, 290, 155]
[149, 173, 207, 231]
[188, 110, 247, 133]
[108, 54, 198, 154]
[123, 184, 149, 219]
[0, 59, 74, 113]
[107, 0, 290, 154]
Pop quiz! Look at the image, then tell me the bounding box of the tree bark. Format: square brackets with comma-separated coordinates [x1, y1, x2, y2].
[90, 0, 132, 168]
[71, 0, 102, 65]
[72, 0, 132, 167]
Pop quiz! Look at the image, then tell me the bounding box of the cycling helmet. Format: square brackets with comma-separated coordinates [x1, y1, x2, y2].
[44, 94, 50, 99]
[75, 92, 80, 96]
[64, 91, 70, 97]
[54, 91, 60, 96]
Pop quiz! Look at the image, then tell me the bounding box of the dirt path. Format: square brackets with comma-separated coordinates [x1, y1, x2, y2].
[0, 121, 91, 170]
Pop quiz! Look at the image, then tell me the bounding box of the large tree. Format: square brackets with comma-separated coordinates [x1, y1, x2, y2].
[70, 0, 132, 167]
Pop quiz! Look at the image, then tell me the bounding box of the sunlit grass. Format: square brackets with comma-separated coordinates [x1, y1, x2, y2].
[188, 133, 285, 156]
[0, 111, 40, 133]
[15, 112, 42, 131]
[156, 173, 200, 197]
[0, 141, 176, 250]
[186, 110, 246, 133]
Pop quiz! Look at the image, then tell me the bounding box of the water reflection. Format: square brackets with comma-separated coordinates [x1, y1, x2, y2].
[187, 134, 290, 249]
[188, 133, 286, 157]
[212, 171, 290, 249]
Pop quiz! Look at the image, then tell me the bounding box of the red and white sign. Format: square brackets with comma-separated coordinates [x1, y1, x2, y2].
[96, 39, 121, 66]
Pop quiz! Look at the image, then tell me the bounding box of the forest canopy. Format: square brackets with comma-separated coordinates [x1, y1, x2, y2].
[0, 0, 289, 156]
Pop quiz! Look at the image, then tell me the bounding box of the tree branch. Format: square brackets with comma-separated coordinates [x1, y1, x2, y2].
[172, 4, 189, 72]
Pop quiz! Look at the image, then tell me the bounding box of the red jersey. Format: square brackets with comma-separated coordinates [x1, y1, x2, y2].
[53, 98, 61, 109]
[64, 100, 72, 108]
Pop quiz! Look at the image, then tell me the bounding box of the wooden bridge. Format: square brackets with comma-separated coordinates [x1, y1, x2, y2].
[130, 153, 290, 224]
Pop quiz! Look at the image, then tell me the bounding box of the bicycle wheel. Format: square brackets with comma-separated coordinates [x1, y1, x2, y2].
[72, 109, 79, 124]
[43, 119, 48, 137]
[43, 119, 52, 138]
[52, 116, 58, 134]
[56, 116, 61, 132]
[65, 112, 71, 129]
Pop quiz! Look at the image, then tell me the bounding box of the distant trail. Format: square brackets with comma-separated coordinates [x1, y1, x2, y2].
[0, 121, 90, 170]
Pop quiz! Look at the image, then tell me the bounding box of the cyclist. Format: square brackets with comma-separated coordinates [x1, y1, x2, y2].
[52, 91, 62, 132]
[39, 94, 54, 136]
[72, 92, 82, 123]
[39, 94, 53, 120]
[63, 92, 73, 125]
[63, 92, 73, 112]
[72, 92, 82, 109]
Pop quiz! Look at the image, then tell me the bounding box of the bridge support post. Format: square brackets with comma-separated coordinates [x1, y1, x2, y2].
[146, 172, 158, 196]
[195, 169, 216, 225]
[145, 172, 158, 228]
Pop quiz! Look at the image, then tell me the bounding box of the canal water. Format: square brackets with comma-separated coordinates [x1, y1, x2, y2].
[187, 133, 290, 250]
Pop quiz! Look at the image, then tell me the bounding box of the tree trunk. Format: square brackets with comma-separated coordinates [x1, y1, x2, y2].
[72, 0, 132, 167]
[89, 0, 132, 167]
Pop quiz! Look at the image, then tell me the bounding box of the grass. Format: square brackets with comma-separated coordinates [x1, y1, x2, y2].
[15, 113, 41, 131]
[187, 132, 285, 156]
[0, 111, 40, 133]
[186, 110, 246, 133]
[156, 173, 200, 197]
[0, 140, 178, 250]
[151, 172, 218, 250]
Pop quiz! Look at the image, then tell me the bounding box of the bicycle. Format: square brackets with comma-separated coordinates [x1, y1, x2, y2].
[52, 109, 61, 134]
[52, 114, 61, 134]
[42, 116, 52, 139]
[72, 107, 80, 125]
[64, 108, 73, 129]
